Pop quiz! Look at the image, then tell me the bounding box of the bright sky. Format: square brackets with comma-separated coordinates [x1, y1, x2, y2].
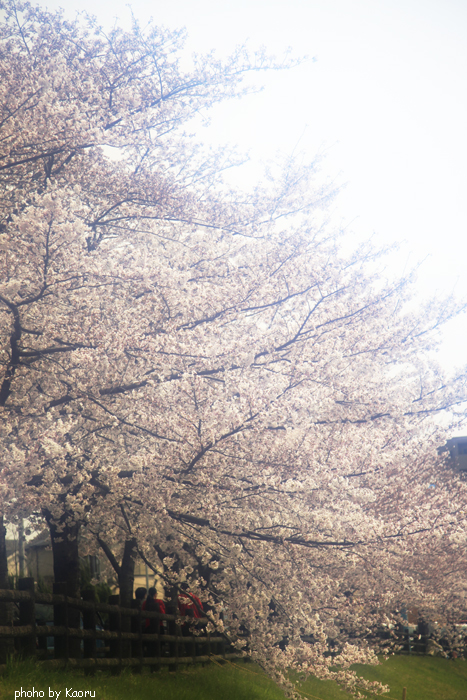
[41, 0, 467, 371]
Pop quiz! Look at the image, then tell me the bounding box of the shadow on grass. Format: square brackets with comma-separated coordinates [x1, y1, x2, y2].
[0, 658, 284, 700]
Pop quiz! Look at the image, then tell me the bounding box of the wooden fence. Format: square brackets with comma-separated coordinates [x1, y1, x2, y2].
[0, 578, 241, 670]
[378, 625, 467, 658]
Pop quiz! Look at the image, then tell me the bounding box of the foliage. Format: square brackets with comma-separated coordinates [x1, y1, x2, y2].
[1, 0, 467, 697]
[35, 575, 52, 594]
[79, 563, 113, 604]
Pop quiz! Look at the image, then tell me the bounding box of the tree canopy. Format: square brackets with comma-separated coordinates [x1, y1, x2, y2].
[1, 1, 467, 695]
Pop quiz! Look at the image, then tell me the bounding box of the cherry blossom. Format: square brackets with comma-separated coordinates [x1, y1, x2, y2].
[1, 2, 467, 696]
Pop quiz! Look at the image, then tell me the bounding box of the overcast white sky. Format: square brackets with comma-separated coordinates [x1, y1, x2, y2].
[41, 0, 467, 371]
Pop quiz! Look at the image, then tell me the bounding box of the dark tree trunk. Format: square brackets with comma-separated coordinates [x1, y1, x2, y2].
[0, 516, 9, 590]
[45, 512, 81, 658]
[119, 538, 137, 658]
[96, 537, 138, 660]
[119, 538, 137, 609]
[0, 515, 14, 663]
[46, 514, 81, 598]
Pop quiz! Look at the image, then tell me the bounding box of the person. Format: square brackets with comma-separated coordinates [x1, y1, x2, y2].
[142, 587, 166, 634]
[178, 585, 203, 636]
[142, 587, 166, 657]
[134, 587, 147, 603]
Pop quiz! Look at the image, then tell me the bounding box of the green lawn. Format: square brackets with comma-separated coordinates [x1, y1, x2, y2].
[350, 656, 467, 700]
[0, 656, 466, 700]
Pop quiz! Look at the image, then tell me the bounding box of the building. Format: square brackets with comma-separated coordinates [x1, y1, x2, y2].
[7, 527, 163, 598]
[25, 530, 54, 588]
[438, 436, 467, 472]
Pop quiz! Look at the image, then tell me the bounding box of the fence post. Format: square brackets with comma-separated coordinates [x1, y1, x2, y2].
[0, 578, 15, 663]
[0, 595, 14, 663]
[186, 617, 196, 660]
[18, 577, 35, 657]
[131, 598, 143, 669]
[53, 582, 68, 660]
[207, 631, 212, 659]
[156, 610, 162, 668]
[82, 588, 96, 661]
[120, 599, 131, 660]
[402, 688, 407, 700]
[108, 594, 121, 672]
[219, 632, 226, 659]
[53, 582, 81, 660]
[166, 600, 179, 669]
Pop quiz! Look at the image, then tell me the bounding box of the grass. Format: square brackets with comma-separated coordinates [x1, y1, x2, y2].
[0, 658, 283, 700]
[350, 655, 467, 700]
[298, 656, 467, 700]
[0, 656, 466, 700]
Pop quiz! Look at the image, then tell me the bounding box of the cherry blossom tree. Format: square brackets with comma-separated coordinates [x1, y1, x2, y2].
[1, 1, 467, 695]
[0, 0, 285, 595]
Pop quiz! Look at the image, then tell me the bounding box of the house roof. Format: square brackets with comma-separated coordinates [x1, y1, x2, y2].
[25, 529, 51, 550]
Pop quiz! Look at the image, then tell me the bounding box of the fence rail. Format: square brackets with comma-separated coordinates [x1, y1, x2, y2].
[0, 579, 240, 671]
[379, 626, 467, 658]
[3, 580, 462, 672]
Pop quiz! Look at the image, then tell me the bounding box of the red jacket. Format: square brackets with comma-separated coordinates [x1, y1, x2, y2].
[142, 598, 166, 629]
[178, 593, 203, 619]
